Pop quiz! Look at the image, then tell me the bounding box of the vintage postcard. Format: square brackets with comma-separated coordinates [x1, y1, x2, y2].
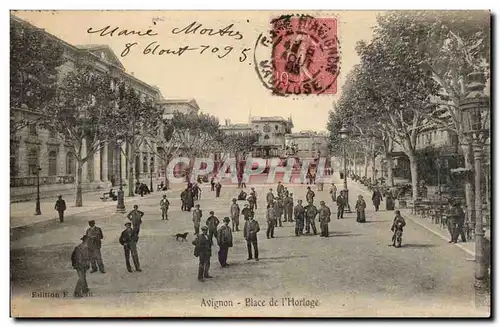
[10, 10, 491, 317]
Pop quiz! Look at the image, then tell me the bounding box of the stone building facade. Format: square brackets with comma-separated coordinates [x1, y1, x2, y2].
[285, 131, 330, 159]
[10, 15, 171, 200]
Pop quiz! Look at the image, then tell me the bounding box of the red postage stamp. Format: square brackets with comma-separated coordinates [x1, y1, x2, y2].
[270, 15, 339, 95]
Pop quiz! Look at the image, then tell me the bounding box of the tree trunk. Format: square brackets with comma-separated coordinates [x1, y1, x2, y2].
[353, 155, 357, 176]
[385, 152, 394, 187]
[462, 144, 475, 223]
[128, 141, 135, 197]
[371, 154, 376, 183]
[364, 151, 369, 178]
[75, 161, 83, 207]
[407, 151, 419, 202]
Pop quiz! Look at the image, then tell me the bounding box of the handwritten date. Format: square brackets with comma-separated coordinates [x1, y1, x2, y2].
[121, 41, 251, 62]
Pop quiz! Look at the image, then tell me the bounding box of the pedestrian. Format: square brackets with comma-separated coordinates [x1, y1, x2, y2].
[230, 198, 241, 232]
[266, 188, 275, 207]
[241, 204, 252, 221]
[127, 205, 144, 237]
[119, 221, 142, 272]
[206, 211, 220, 245]
[275, 197, 284, 227]
[266, 202, 276, 239]
[304, 201, 318, 235]
[277, 181, 284, 198]
[294, 199, 305, 236]
[355, 195, 367, 223]
[249, 187, 258, 210]
[244, 211, 260, 261]
[306, 186, 315, 204]
[284, 187, 290, 198]
[86, 220, 105, 274]
[54, 195, 66, 223]
[318, 201, 331, 237]
[217, 217, 233, 267]
[336, 191, 346, 219]
[283, 193, 294, 222]
[447, 200, 466, 243]
[210, 177, 215, 191]
[238, 190, 247, 201]
[215, 181, 222, 198]
[385, 191, 395, 211]
[180, 189, 187, 211]
[192, 204, 203, 235]
[391, 210, 406, 246]
[330, 183, 337, 202]
[71, 235, 90, 298]
[192, 226, 213, 282]
[160, 194, 170, 220]
[185, 187, 194, 211]
[372, 188, 383, 212]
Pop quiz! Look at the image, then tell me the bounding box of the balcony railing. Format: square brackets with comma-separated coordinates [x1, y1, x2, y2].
[10, 175, 76, 187]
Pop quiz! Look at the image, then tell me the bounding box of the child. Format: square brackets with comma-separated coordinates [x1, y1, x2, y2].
[391, 210, 406, 246]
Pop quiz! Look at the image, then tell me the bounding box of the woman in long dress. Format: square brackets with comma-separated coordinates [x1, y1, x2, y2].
[355, 195, 367, 223]
[386, 191, 395, 211]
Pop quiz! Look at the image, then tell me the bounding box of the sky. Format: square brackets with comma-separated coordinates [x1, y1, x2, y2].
[12, 10, 379, 132]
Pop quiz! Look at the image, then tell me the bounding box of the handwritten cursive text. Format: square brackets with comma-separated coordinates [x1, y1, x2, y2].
[171, 22, 243, 40]
[87, 26, 158, 37]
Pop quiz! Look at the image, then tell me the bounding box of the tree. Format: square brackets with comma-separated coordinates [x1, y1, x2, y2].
[108, 83, 163, 196]
[41, 63, 117, 206]
[374, 11, 490, 219]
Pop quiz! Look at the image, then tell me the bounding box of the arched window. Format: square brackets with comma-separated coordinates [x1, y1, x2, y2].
[143, 155, 148, 173]
[263, 124, 271, 133]
[275, 125, 279, 131]
[48, 151, 57, 176]
[27, 149, 39, 175]
[66, 152, 74, 175]
[264, 135, 270, 140]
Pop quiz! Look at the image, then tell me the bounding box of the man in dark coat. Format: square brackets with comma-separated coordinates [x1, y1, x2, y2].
[71, 235, 90, 298]
[180, 189, 187, 211]
[185, 187, 194, 211]
[266, 189, 275, 207]
[86, 220, 105, 273]
[192, 225, 213, 282]
[192, 204, 203, 235]
[241, 204, 252, 221]
[249, 188, 258, 210]
[294, 199, 305, 236]
[55, 195, 66, 223]
[304, 201, 318, 235]
[447, 201, 466, 243]
[210, 177, 215, 191]
[119, 221, 142, 272]
[336, 191, 346, 219]
[206, 211, 220, 245]
[277, 181, 285, 198]
[274, 197, 284, 227]
[215, 181, 222, 198]
[306, 187, 315, 204]
[127, 205, 144, 237]
[318, 201, 332, 237]
[230, 198, 241, 232]
[372, 188, 383, 212]
[244, 211, 260, 261]
[283, 193, 294, 222]
[217, 217, 233, 267]
[385, 191, 395, 211]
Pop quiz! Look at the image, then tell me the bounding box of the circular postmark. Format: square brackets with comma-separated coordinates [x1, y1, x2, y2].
[254, 14, 340, 96]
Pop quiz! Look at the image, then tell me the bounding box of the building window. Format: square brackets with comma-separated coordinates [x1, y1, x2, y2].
[264, 135, 270, 140]
[49, 130, 57, 139]
[143, 155, 148, 173]
[28, 149, 39, 175]
[150, 157, 155, 172]
[66, 152, 74, 175]
[275, 125, 279, 131]
[263, 124, 271, 133]
[48, 151, 57, 176]
[29, 124, 37, 136]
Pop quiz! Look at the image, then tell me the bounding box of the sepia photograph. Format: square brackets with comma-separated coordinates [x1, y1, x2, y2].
[9, 9, 491, 317]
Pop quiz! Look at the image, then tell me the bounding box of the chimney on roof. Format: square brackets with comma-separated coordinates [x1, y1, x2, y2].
[225, 119, 231, 126]
[130, 72, 134, 76]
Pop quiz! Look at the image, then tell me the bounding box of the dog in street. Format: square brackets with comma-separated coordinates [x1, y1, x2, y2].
[174, 232, 189, 241]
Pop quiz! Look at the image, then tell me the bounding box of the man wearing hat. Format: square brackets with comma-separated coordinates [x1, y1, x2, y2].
[249, 187, 258, 210]
[54, 195, 66, 223]
[266, 188, 275, 207]
[119, 221, 142, 272]
[71, 235, 90, 298]
[86, 220, 105, 273]
[192, 225, 213, 281]
[192, 204, 203, 235]
[283, 192, 294, 223]
[241, 203, 252, 222]
[160, 195, 170, 220]
[206, 211, 220, 245]
[306, 187, 315, 204]
[244, 211, 260, 261]
[127, 205, 144, 237]
[217, 217, 233, 267]
[318, 201, 332, 237]
[230, 198, 241, 232]
[294, 199, 305, 236]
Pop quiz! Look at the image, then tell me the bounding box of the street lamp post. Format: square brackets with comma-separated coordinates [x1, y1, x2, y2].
[339, 125, 351, 213]
[34, 166, 42, 215]
[460, 71, 490, 291]
[116, 138, 126, 213]
[150, 161, 154, 193]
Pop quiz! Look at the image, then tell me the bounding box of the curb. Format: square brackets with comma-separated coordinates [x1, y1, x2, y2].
[349, 180, 476, 258]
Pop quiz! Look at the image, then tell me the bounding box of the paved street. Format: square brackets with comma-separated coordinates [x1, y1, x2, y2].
[10, 176, 488, 317]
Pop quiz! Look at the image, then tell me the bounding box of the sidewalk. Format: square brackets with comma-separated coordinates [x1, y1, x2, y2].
[348, 179, 490, 258]
[10, 186, 184, 229]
